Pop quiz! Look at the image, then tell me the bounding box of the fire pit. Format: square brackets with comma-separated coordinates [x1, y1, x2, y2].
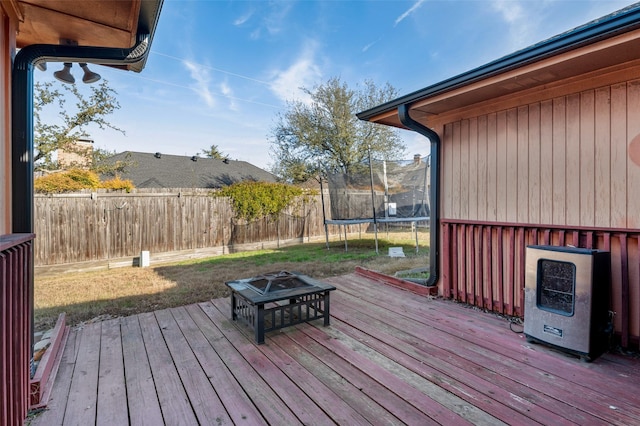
[225, 271, 336, 344]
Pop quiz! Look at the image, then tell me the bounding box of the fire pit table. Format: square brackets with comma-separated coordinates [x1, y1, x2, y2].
[225, 271, 336, 344]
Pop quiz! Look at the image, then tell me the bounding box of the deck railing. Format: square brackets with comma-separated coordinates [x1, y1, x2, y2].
[1, 234, 34, 426]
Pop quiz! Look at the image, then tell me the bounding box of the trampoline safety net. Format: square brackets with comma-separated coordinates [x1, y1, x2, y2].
[324, 155, 430, 222]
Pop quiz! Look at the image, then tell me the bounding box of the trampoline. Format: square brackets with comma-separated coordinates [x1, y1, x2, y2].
[320, 153, 431, 253]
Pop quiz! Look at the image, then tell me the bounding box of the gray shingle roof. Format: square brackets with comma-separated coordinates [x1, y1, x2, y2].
[101, 151, 277, 189]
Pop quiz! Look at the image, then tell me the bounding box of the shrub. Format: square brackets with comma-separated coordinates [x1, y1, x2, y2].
[34, 169, 135, 193]
[215, 181, 316, 222]
[101, 176, 134, 192]
[35, 169, 100, 193]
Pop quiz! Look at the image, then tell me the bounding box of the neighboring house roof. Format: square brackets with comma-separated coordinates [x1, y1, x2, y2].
[358, 2, 640, 128]
[102, 151, 277, 189]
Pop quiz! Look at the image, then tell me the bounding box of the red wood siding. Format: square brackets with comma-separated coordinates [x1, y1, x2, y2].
[438, 75, 640, 350]
[442, 82, 640, 229]
[1, 234, 34, 426]
[0, 7, 14, 235]
[441, 221, 640, 349]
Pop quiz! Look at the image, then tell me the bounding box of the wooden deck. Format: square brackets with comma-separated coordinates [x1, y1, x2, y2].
[31, 271, 640, 425]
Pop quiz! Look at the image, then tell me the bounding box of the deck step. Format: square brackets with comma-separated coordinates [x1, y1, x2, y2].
[30, 313, 69, 409]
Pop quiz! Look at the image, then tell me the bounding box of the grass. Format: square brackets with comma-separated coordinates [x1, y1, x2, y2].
[34, 231, 429, 330]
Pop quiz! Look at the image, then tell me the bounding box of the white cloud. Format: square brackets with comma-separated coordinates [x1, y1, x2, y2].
[234, 10, 254, 26]
[183, 59, 215, 108]
[219, 81, 239, 111]
[491, 0, 525, 24]
[395, 0, 426, 27]
[268, 42, 323, 104]
[490, 0, 540, 50]
[249, 2, 294, 39]
[362, 38, 380, 53]
[263, 2, 294, 35]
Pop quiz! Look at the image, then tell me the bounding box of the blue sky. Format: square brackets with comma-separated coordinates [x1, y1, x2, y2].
[35, 0, 638, 170]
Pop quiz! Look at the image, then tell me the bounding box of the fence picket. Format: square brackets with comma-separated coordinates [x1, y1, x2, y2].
[33, 190, 365, 266]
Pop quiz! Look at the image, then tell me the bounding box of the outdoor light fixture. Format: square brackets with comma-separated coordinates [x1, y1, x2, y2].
[80, 63, 101, 83]
[53, 63, 74, 83]
[53, 62, 101, 84]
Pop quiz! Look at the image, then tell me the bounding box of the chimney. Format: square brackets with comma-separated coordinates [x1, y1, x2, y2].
[58, 138, 94, 169]
[413, 154, 421, 164]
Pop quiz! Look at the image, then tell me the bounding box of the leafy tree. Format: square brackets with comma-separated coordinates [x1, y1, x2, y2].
[34, 80, 124, 172]
[269, 77, 405, 183]
[201, 144, 226, 160]
[92, 148, 133, 176]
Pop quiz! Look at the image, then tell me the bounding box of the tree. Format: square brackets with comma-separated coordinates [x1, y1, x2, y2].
[269, 77, 405, 183]
[34, 80, 124, 172]
[201, 144, 226, 160]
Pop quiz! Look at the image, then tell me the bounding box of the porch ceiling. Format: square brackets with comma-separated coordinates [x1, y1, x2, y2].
[13, 0, 162, 72]
[14, 0, 147, 49]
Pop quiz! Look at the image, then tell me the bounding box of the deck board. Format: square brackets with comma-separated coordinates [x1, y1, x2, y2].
[241, 334, 370, 425]
[331, 276, 640, 424]
[120, 315, 164, 426]
[31, 272, 640, 426]
[170, 306, 266, 425]
[200, 301, 333, 426]
[96, 319, 128, 426]
[63, 322, 101, 425]
[32, 328, 77, 425]
[137, 312, 199, 425]
[185, 304, 299, 425]
[211, 304, 372, 425]
[154, 308, 233, 425]
[330, 286, 595, 424]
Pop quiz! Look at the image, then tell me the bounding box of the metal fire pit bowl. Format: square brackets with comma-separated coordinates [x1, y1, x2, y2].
[225, 271, 336, 344]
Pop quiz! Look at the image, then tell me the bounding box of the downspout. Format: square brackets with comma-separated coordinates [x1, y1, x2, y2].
[11, 34, 151, 359]
[11, 33, 151, 233]
[398, 104, 439, 287]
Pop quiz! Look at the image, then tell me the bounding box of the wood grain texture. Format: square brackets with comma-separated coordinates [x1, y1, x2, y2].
[33, 193, 324, 266]
[441, 220, 640, 349]
[31, 272, 640, 426]
[63, 322, 101, 426]
[439, 80, 639, 231]
[96, 319, 128, 426]
[120, 315, 164, 426]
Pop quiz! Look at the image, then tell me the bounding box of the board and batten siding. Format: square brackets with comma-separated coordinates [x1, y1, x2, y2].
[440, 80, 640, 348]
[443, 81, 639, 228]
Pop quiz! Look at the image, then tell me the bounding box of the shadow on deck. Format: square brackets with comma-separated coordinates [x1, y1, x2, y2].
[31, 271, 640, 425]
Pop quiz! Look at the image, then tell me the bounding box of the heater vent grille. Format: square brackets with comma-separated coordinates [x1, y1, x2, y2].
[537, 259, 575, 316]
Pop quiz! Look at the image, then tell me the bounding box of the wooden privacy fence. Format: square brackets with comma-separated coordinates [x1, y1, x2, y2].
[33, 190, 361, 266]
[442, 219, 640, 349]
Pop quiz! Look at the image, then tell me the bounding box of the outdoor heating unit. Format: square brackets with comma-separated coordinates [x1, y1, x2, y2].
[225, 271, 336, 344]
[524, 245, 611, 361]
